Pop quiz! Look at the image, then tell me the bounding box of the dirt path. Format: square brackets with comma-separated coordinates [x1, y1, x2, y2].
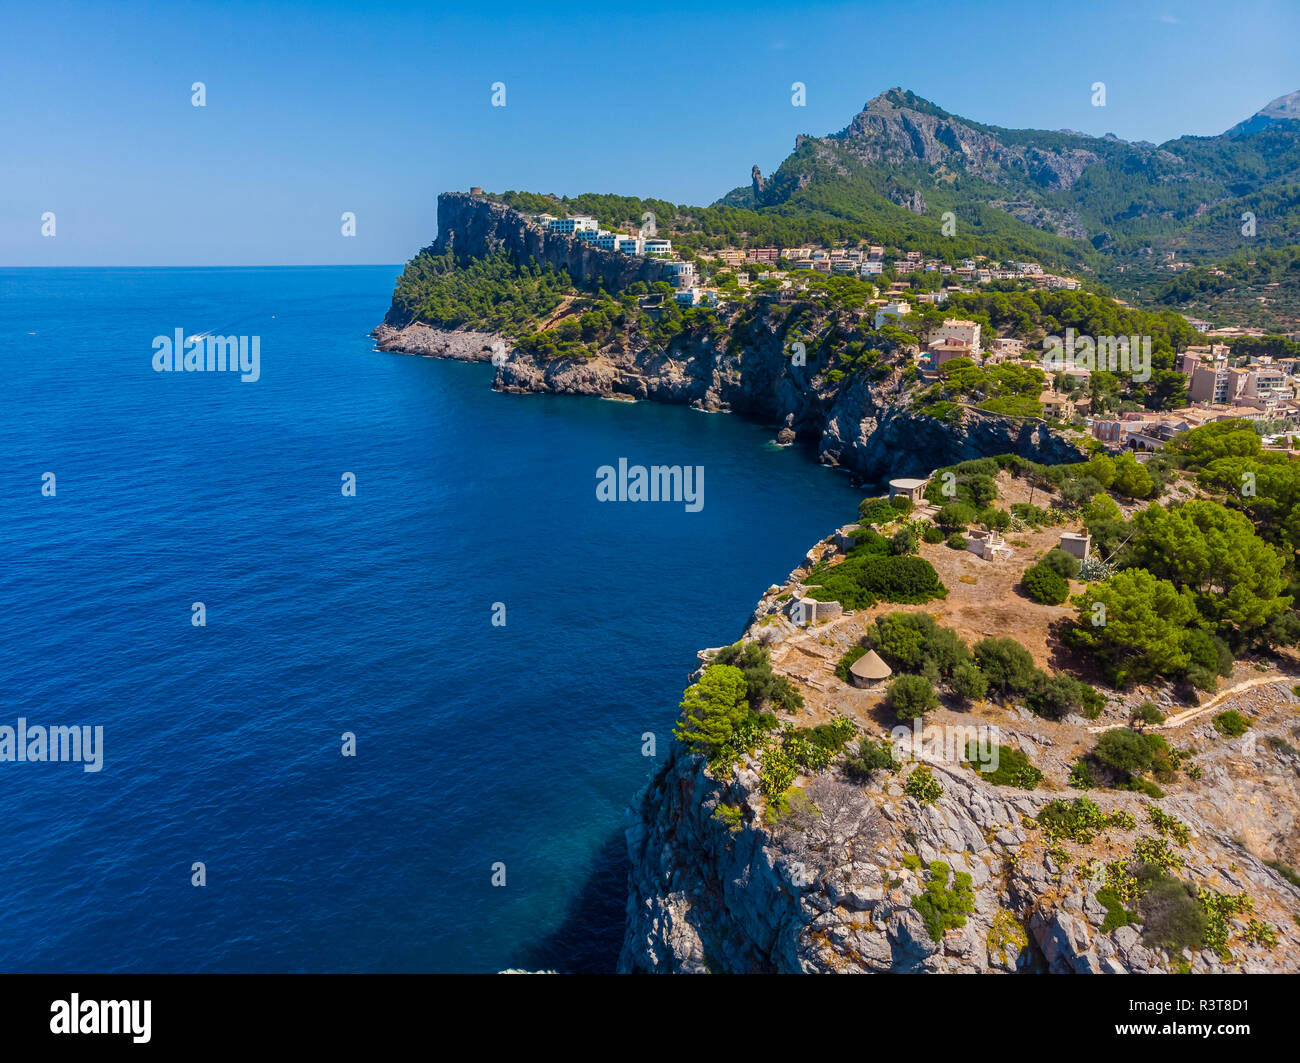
[1085, 675, 1293, 734]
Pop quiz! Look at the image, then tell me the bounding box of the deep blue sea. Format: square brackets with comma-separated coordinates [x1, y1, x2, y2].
[0, 266, 864, 973]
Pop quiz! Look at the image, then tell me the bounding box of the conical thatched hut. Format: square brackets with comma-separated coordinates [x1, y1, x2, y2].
[849, 648, 892, 690]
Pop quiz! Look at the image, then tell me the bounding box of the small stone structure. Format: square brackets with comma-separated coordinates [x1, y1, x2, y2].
[1058, 532, 1092, 561]
[966, 528, 1012, 561]
[788, 598, 842, 625]
[849, 649, 892, 689]
[888, 477, 929, 504]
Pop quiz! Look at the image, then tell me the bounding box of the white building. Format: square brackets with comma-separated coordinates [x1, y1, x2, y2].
[617, 236, 644, 255]
[643, 238, 673, 256]
[1243, 368, 1291, 403]
[661, 260, 697, 287]
[931, 318, 981, 355]
[547, 215, 598, 235]
[874, 301, 912, 329]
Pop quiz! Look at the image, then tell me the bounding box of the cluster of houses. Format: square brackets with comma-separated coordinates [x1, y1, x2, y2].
[519, 209, 1299, 438]
[1089, 344, 1300, 450]
[704, 245, 1080, 290]
[534, 213, 674, 258]
[529, 206, 1083, 307]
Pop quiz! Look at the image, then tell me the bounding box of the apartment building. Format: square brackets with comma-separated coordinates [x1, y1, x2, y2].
[660, 260, 696, 287]
[547, 215, 598, 235]
[1242, 367, 1290, 403]
[1188, 364, 1248, 404]
[929, 337, 975, 367]
[931, 318, 982, 355]
[874, 301, 912, 329]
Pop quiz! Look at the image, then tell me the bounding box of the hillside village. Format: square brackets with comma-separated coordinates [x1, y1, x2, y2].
[514, 197, 1300, 454]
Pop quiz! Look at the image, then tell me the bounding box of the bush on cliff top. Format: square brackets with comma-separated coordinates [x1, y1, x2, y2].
[805, 553, 947, 610]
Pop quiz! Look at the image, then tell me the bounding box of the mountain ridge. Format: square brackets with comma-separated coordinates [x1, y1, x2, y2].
[720, 87, 1300, 273]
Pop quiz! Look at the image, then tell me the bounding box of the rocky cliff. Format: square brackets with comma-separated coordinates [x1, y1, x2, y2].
[622, 735, 1300, 974]
[619, 532, 1300, 975]
[382, 193, 665, 329]
[375, 194, 1087, 483]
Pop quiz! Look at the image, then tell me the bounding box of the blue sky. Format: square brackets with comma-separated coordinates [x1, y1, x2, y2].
[2, 0, 1297, 265]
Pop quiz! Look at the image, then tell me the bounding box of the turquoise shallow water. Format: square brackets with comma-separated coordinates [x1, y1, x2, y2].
[0, 265, 865, 972]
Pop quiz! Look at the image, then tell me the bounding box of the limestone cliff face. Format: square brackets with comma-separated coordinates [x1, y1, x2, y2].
[382, 193, 665, 329]
[378, 193, 1087, 484]
[623, 735, 1300, 974]
[619, 534, 1300, 975]
[379, 194, 1086, 480]
[491, 320, 1085, 484]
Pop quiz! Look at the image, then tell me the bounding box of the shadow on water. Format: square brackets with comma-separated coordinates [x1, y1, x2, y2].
[514, 830, 630, 974]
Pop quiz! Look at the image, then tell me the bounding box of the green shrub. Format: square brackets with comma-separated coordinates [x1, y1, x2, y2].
[1028, 674, 1102, 720]
[978, 506, 1012, 533]
[1093, 729, 1145, 774]
[1147, 805, 1191, 845]
[759, 745, 798, 796]
[1139, 874, 1208, 953]
[904, 764, 944, 805]
[950, 661, 988, 703]
[969, 741, 1042, 789]
[913, 861, 977, 941]
[988, 909, 1030, 967]
[1134, 836, 1184, 872]
[800, 719, 857, 757]
[936, 502, 977, 533]
[889, 495, 915, 516]
[1023, 562, 1070, 605]
[890, 527, 919, 555]
[844, 738, 900, 781]
[1213, 710, 1250, 737]
[805, 553, 946, 609]
[712, 641, 804, 713]
[1132, 701, 1166, 725]
[1037, 797, 1111, 843]
[858, 496, 899, 526]
[888, 674, 939, 721]
[865, 612, 971, 677]
[922, 525, 946, 544]
[1243, 920, 1278, 948]
[713, 803, 745, 833]
[1198, 887, 1253, 958]
[946, 532, 968, 550]
[835, 645, 868, 683]
[973, 637, 1041, 699]
[1097, 886, 1136, 932]
[1040, 547, 1081, 579]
